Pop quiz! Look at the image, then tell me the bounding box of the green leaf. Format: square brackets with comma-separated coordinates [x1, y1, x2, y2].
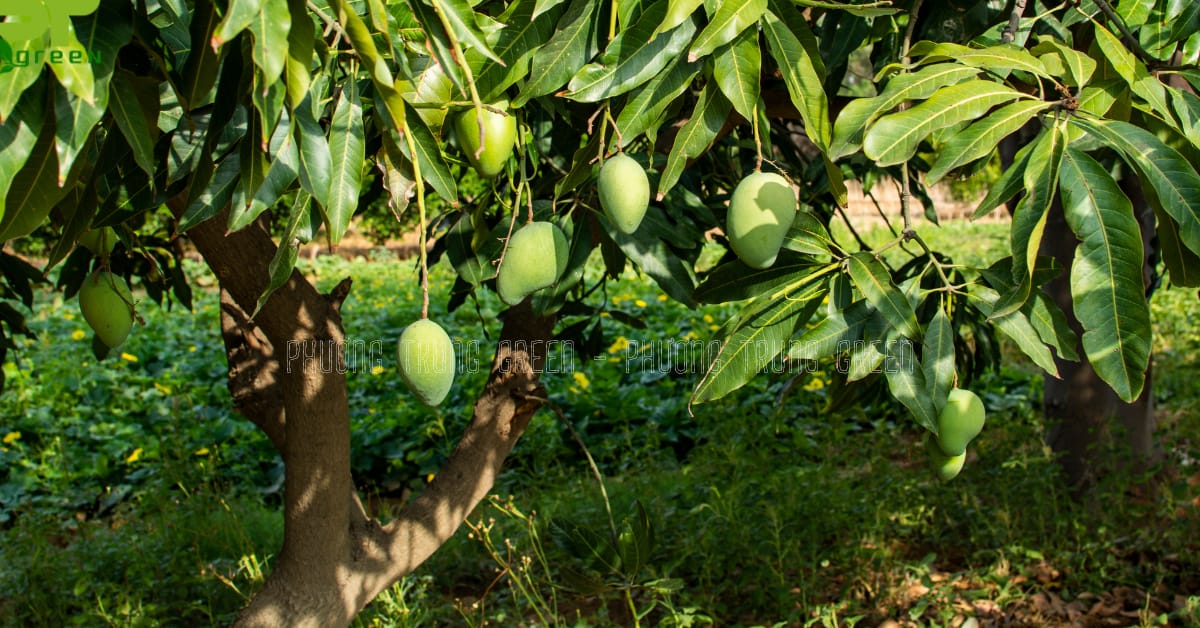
[781, 209, 834, 256]
[214, 0, 265, 46]
[1030, 37, 1096, 87]
[695, 254, 828, 303]
[846, 252, 918, 338]
[691, 278, 824, 404]
[109, 71, 159, 178]
[0, 91, 46, 224]
[687, 0, 766, 61]
[181, 0, 222, 110]
[231, 124, 300, 232]
[474, 0, 562, 102]
[787, 299, 871, 360]
[656, 0, 704, 37]
[711, 28, 760, 122]
[47, 21, 96, 103]
[0, 120, 68, 242]
[1092, 22, 1172, 127]
[432, 0, 504, 66]
[180, 153, 242, 232]
[0, 37, 45, 123]
[922, 307, 955, 418]
[761, 9, 830, 150]
[885, 340, 937, 433]
[324, 80, 365, 246]
[294, 94, 332, 209]
[614, 56, 701, 147]
[253, 191, 309, 317]
[1074, 117, 1200, 257]
[285, 0, 315, 108]
[1028, 291, 1079, 361]
[249, 0, 292, 86]
[975, 286, 1060, 377]
[972, 139, 1032, 219]
[1151, 202, 1200, 287]
[1058, 148, 1151, 402]
[606, 210, 698, 306]
[566, 0, 695, 102]
[996, 121, 1063, 319]
[400, 104, 457, 201]
[513, 0, 600, 106]
[53, 85, 105, 186]
[658, 81, 731, 197]
[908, 41, 1051, 79]
[863, 80, 1026, 166]
[830, 64, 979, 160]
[926, 100, 1050, 185]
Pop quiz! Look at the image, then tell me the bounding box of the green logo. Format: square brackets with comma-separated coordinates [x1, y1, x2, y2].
[0, 0, 99, 47]
[0, 37, 13, 74]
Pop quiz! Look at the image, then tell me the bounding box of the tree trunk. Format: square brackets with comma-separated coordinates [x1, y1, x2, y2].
[171, 198, 556, 625]
[1040, 179, 1161, 492]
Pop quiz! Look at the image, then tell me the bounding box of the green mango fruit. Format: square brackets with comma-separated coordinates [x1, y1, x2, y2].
[726, 171, 796, 269]
[78, 227, 117, 256]
[454, 103, 517, 178]
[597, 153, 649, 235]
[79, 271, 135, 348]
[396, 319, 456, 407]
[496, 221, 569, 306]
[936, 387, 986, 456]
[926, 437, 966, 481]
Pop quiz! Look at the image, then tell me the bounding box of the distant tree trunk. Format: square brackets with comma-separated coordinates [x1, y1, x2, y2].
[171, 197, 556, 626]
[1039, 178, 1161, 492]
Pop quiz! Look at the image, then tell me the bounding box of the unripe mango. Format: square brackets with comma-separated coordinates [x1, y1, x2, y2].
[79, 271, 135, 348]
[926, 437, 966, 481]
[597, 154, 649, 234]
[78, 227, 117, 256]
[936, 387, 986, 456]
[396, 319, 456, 407]
[726, 171, 796, 269]
[454, 104, 517, 178]
[496, 221, 569, 306]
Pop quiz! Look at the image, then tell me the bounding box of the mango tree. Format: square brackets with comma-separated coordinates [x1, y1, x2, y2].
[0, 0, 1197, 623]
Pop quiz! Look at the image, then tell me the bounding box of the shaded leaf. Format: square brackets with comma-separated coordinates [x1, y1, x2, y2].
[687, 0, 767, 61]
[926, 100, 1050, 185]
[325, 80, 365, 246]
[847, 252, 918, 338]
[711, 27, 760, 122]
[761, 8, 830, 150]
[566, 0, 696, 102]
[658, 81, 731, 197]
[514, 0, 600, 106]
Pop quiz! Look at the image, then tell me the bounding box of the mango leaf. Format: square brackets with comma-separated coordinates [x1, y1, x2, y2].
[253, 191, 310, 317]
[430, 0, 503, 65]
[248, 0, 291, 85]
[1151, 201, 1200, 287]
[926, 100, 1050, 185]
[830, 64, 979, 159]
[180, 0, 221, 110]
[606, 215, 698, 306]
[180, 153, 241, 231]
[691, 278, 825, 404]
[1030, 38, 1096, 87]
[908, 41, 1050, 79]
[922, 307, 955, 418]
[658, 82, 731, 197]
[1028, 291, 1079, 361]
[324, 80, 365, 246]
[1059, 148, 1151, 402]
[399, 104, 457, 201]
[972, 139, 1033, 219]
[475, 0, 562, 102]
[0, 121, 68, 242]
[47, 21, 96, 103]
[214, 0, 265, 46]
[787, 299, 871, 360]
[566, 0, 695, 102]
[0, 37, 46, 123]
[687, 0, 767, 61]
[694, 254, 829, 303]
[863, 80, 1026, 166]
[614, 56, 701, 147]
[109, 71, 160, 178]
[0, 91, 46, 224]
[655, 0, 704, 37]
[1073, 117, 1200, 257]
[847, 252, 918, 339]
[294, 94, 332, 209]
[1092, 23, 1172, 127]
[761, 9, 830, 150]
[885, 339, 937, 432]
[794, 0, 895, 17]
[711, 28, 761, 122]
[974, 285, 1060, 377]
[231, 127, 300, 232]
[514, 0, 600, 106]
[53, 86, 105, 186]
[284, 0, 314, 107]
[781, 210, 834, 256]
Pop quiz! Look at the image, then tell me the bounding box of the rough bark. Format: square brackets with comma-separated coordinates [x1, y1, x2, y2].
[171, 198, 556, 625]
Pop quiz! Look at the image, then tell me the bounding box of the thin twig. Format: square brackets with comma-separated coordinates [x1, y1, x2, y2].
[1001, 0, 1027, 44]
[1092, 0, 1196, 71]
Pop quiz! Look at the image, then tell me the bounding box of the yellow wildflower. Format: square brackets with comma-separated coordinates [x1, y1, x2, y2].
[188, 345, 197, 353]
[72, 330, 86, 341]
[572, 372, 590, 389]
[709, 324, 719, 332]
[803, 377, 825, 392]
[683, 331, 699, 341]
[3, 431, 20, 445]
[634, 299, 647, 308]
[154, 382, 172, 395]
[371, 365, 386, 376]
[703, 314, 714, 324]
[607, 336, 630, 354]
[120, 353, 138, 363]
[126, 448, 143, 464]
[657, 294, 668, 302]
[194, 447, 210, 456]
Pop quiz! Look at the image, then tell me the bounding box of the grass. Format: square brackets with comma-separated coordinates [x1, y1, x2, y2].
[2, 221, 1199, 626]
